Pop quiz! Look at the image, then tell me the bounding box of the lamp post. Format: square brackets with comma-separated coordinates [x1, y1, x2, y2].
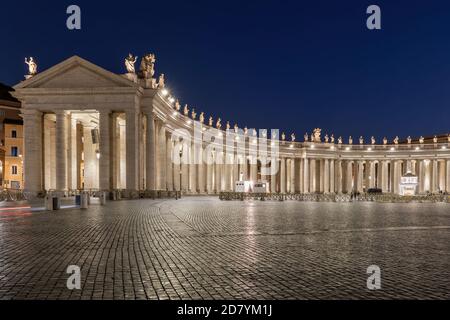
[179, 143, 184, 194]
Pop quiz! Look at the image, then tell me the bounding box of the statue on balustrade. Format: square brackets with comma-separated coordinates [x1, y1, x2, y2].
[175, 99, 181, 111]
[199, 112, 205, 123]
[226, 121, 231, 130]
[304, 133, 309, 142]
[312, 128, 322, 142]
[338, 136, 343, 144]
[324, 134, 329, 143]
[383, 137, 388, 145]
[359, 136, 364, 144]
[433, 135, 438, 143]
[191, 109, 197, 120]
[371, 136, 376, 145]
[183, 104, 189, 116]
[139, 53, 156, 79]
[125, 53, 138, 74]
[419, 136, 424, 144]
[216, 118, 222, 129]
[291, 133, 296, 142]
[158, 74, 165, 88]
[209, 116, 213, 126]
[281, 132, 286, 141]
[394, 136, 399, 145]
[234, 124, 239, 133]
[407, 136, 412, 144]
[331, 134, 335, 143]
[348, 136, 353, 145]
[25, 57, 38, 76]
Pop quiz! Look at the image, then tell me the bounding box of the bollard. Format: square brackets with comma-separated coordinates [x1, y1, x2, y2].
[80, 192, 88, 209]
[100, 191, 106, 206]
[52, 196, 60, 210]
[45, 193, 53, 210]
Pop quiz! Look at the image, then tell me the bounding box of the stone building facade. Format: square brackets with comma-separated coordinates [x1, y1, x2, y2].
[12, 56, 450, 196]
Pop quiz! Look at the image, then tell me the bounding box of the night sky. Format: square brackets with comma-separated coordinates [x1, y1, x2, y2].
[1, 0, 449, 140]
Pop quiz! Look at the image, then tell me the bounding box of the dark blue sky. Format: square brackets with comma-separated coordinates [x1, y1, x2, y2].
[1, 0, 449, 139]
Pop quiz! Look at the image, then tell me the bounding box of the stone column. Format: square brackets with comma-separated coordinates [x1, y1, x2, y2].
[323, 159, 330, 193]
[392, 161, 400, 194]
[250, 156, 258, 183]
[346, 161, 353, 193]
[270, 158, 277, 193]
[55, 110, 67, 192]
[439, 160, 446, 192]
[280, 158, 286, 193]
[309, 159, 316, 193]
[145, 111, 155, 190]
[181, 142, 189, 192]
[303, 158, 309, 193]
[158, 122, 167, 190]
[355, 161, 363, 193]
[99, 110, 111, 191]
[197, 145, 205, 193]
[22, 109, 43, 194]
[369, 161, 376, 188]
[446, 160, 450, 193]
[432, 159, 439, 193]
[381, 161, 389, 192]
[290, 158, 296, 193]
[166, 135, 174, 191]
[190, 141, 197, 192]
[336, 160, 343, 193]
[126, 109, 139, 192]
[214, 152, 222, 192]
[329, 159, 335, 193]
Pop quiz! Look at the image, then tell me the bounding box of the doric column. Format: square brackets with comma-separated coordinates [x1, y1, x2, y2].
[329, 159, 335, 193]
[55, 110, 67, 191]
[439, 160, 446, 192]
[303, 158, 309, 193]
[336, 160, 343, 193]
[309, 159, 315, 193]
[270, 158, 277, 193]
[250, 156, 258, 183]
[158, 122, 167, 190]
[145, 110, 155, 190]
[99, 110, 111, 191]
[197, 145, 205, 193]
[355, 161, 363, 193]
[392, 161, 400, 194]
[126, 109, 139, 191]
[22, 109, 43, 194]
[190, 141, 197, 192]
[323, 159, 330, 193]
[290, 158, 296, 193]
[369, 161, 376, 188]
[446, 160, 450, 193]
[214, 152, 222, 192]
[166, 135, 173, 191]
[432, 159, 439, 193]
[346, 161, 353, 193]
[280, 158, 286, 193]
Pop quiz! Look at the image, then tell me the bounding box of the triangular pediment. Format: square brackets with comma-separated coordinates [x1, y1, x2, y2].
[14, 56, 136, 89]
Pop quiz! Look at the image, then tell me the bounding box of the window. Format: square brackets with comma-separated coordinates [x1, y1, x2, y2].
[12, 165, 18, 175]
[11, 130, 17, 138]
[11, 147, 18, 157]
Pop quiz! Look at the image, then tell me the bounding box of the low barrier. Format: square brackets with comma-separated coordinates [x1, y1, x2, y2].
[219, 192, 449, 203]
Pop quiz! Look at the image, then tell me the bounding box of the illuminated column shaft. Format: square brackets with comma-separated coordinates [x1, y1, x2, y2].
[381, 161, 389, 192]
[22, 109, 43, 194]
[439, 160, 446, 192]
[446, 160, 450, 193]
[329, 159, 335, 193]
[322, 159, 329, 193]
[309, 159, 316, 193]
[166, 135, 173, 191]
[290, 158, 296, 193]
[99, 110, 111, 191]
[432, 159, 439, 193]
[280, 158, 286, 193]
[190, 141, 197, 193]
[196, 144, 204, 193]
[368, 161, 376, 188]
[336, 160, 343, 193]
[356, 161, 364, 193]
[158, 122, 167, 190]
[145, 111, 155, 190]
[55, 110, 67, 191]
[346, 161, 353, 193]
[182, 143, 189, 192]
[303, 158, 309, 193]
[393, 161, 400, 194]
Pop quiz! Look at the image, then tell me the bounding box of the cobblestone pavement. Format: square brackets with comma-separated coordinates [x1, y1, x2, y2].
[0, 197, 449, 300]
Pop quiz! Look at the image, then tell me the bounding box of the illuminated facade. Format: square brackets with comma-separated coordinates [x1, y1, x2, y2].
[11, 56, 450, 197]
